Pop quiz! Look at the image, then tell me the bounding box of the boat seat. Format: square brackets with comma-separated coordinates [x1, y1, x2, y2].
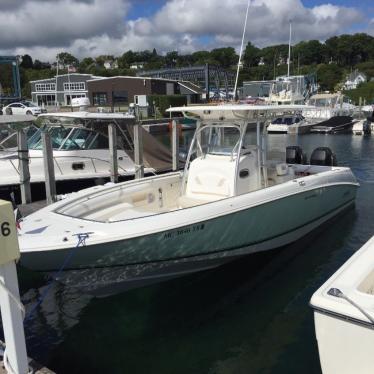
[267, 162, 295, 185]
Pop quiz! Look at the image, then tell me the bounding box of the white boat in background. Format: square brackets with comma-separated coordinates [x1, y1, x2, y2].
[267, 113, 314, 134]
[352, 118, 372, 135]
[18, 104, 358, 294]
[303, 93, 355, 122]
[0, 112, 176, 199]
[310, 236, 374, 374]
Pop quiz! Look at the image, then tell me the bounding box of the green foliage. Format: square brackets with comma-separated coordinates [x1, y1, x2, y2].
[243, 42, 260, 67]
[20, 55, 33, 69]
[209, 47, 238, 68]
[316, 64, 345, 91]
[343, 82, 374, 105]
[147, 95, 187, 116]
[57, 52, 79, 67]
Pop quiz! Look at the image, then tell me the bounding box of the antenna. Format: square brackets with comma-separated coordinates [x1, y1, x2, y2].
[233, 0, 251, 101]
[55, 55, 59, 109]
[287, 20, 292, 77]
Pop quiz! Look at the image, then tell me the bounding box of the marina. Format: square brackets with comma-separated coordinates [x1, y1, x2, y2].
[15, 130, 374, 373]
[1, 0, 374, 373]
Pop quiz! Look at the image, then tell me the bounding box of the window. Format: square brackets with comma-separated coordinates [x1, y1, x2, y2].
[37, 94, 56, 106]
[35, 83, 56, 92]
[93, 92, 107, 106]
[63, 82, 85, 91]
[113, 90, 128, 104]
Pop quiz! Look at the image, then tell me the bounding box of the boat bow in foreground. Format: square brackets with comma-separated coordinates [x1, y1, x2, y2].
[310, 236, 374, 374]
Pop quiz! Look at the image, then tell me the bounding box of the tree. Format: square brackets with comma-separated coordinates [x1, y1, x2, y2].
[243, 42, 260, 68]
[78, 57, 95, 73]
[293, 40, 326, 66]
[57, 52, 79, 67]
[316, 63, 345, 91]
[209, 47, 238, 68]
[20, 54, 33, 69]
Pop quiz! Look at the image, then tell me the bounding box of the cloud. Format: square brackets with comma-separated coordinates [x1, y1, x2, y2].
[0, 0, 367, 61]
[0, 0, 128, 49]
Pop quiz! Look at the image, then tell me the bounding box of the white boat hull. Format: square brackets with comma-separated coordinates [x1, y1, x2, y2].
[19, 169, 358, 291]
[313, 311, 374, 374]
[311, 235, 374, 374]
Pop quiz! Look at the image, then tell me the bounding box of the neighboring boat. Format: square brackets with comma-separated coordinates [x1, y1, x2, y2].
[310, 116, 355, 134]
[310, 236, 374, 374]
[352, 118, 372, 135]
[0, 112, 177, 200]
[0, 115, 38, 145]
[303, 93, 355, 124]
[18, 104, 358, 293]
[267, 113, 314, 134]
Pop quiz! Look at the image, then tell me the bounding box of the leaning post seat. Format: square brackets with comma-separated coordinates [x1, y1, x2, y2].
[310, 147, 337, 166]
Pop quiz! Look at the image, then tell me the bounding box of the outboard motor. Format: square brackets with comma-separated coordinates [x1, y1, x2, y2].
[363, 120, 372, 135]
[286, 146, 306, 164]
[310, 147, 337, 166]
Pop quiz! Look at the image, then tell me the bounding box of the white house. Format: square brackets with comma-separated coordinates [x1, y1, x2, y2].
[103, 60, 119, 70]
[344, 70, 367, 90]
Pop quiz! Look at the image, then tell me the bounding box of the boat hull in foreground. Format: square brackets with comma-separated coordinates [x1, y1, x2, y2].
[19, 167, 358, 292]
[310, 236, 374, 374]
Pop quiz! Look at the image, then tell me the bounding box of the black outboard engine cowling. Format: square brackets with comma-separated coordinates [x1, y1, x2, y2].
[286, 146, 306, 164]
[310, 147, 337, 166]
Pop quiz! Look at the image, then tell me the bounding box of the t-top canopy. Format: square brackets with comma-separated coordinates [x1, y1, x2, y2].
[167, 104, 313, 121]
[38, 111, 135, 121]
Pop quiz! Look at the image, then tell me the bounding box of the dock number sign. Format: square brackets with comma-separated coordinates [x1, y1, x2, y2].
[0, 200, 20, 264]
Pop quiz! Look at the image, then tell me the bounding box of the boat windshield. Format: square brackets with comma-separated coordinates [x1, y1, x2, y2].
[310, 97, 338, 107]
[27, 126, 109, 150]
[0, 125, 39, 150]
[196, 126, 241, 157]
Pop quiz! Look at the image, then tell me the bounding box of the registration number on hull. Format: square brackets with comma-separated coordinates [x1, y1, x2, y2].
[163, 224, 205, 240]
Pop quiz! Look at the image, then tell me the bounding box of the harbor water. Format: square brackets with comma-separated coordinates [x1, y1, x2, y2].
[16, 132, 374, 373]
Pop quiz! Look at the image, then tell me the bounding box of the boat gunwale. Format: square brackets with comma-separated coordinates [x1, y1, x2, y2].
[52, 168, 359, 225]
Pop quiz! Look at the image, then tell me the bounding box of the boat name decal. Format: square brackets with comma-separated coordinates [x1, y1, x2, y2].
[163, 224, 205, 239]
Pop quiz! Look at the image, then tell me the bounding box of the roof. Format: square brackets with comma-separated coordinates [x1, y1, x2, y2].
[346, 70, 367, 82]
[86, 75, 181, 83]
[167, 104, 313, 121]
[178, 81, 204, 94]
[30, 74, 103, 83]
[38, 111, 134, 120]
[0, 115, 36, 124]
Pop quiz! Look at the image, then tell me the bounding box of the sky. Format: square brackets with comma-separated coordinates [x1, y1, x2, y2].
[0, 0, 373, 62]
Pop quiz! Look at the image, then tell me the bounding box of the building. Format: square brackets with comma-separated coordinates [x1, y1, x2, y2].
[30, 73, 102, 106]
[344, 70, 367, 90]
[87, 76, 203, 107]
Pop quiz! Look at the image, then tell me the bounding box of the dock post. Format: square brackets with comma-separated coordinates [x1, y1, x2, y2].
[0, 200, 29, 374]
[172, 119, 179, 171]
[134, 121, 144, 179]
[108, 123, 118, 183]
[42, 131, 57, 204]
[17, 130, 32, 204]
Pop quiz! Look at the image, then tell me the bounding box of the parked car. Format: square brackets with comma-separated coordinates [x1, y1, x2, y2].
[3, 101, 42, 116]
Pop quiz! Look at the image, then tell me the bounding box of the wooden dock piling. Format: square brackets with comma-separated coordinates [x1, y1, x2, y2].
[17, 130, 32, 204]
[108, 123, 118, 183]
[42, 131, 57, 204]
[171, 119, 179, 171]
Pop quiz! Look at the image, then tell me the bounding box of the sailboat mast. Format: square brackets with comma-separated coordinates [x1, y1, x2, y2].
[234, 0, 251, 101]
[287, 20, 292, 77]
